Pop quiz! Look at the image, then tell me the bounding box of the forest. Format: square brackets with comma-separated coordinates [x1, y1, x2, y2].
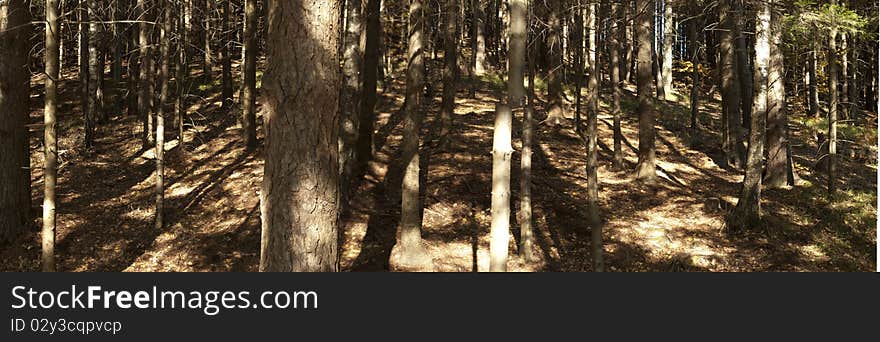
[0, 0, 877, 272]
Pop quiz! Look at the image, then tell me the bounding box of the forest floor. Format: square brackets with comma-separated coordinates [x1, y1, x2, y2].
[2, 63, 876, 272]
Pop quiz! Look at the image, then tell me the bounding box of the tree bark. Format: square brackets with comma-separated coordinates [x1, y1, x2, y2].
[827, 23, 839, 197]
[730, 0, 770, 230]
[138, 0, 153, 149]
[220, 0, 233, 110]
[763, 8, 792, 189]
[661, 0, 674, 100]
[545, 0, 565, 126]
[611, 0, 623, 169]
[440, 0, 460, 143]
[43, 0, 61, 271]
[155, 1, 171, 230]
[0, 0, 32, 243]
[260, 0, 341, 272]
[634, 0, 656, 182]
[490, 103, 513, 272]
[586, 1, 602, 271]
[508, 0, 526, 107]
[719, 0, 744, 168]
[357, 0, 382, 172]
[340, 0, 363, 204]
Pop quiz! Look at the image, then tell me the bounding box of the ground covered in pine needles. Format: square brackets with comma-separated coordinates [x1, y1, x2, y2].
[2, 64, 876, 272]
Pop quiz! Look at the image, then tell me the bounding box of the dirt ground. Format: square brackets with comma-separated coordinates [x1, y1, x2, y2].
[2, 64, 876, 272]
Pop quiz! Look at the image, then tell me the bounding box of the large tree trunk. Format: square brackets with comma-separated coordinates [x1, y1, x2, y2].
[730, 0, 770, 230]
[440, 0, 460, 143]
[634, 0, 656, 182]
[763, 8, 793, 189]
[43, 0, 61, 271]
[719, 0, 744, 168]
[391, 0, 431, 270]
[260, 0, 341, 272]
[585, 1, 602, 271]
[340, 0, 363, 204]
[734, 0, 752, 130]
[490, 104, 513, 272]
[357, 0, 382, 172]
[0, 0, 32, 243]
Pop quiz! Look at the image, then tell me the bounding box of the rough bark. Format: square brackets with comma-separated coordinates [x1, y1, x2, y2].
[508, 0, 526, 107]
[634, 0, 656, 182]
[0, 0, 32, 243]
[730, 0, 770, 230]
[827, 24, 839, 197]
[138, 0, 152, 149]
[440, 0, 460, 143]
[719, 0, 744, 168]
[611, 0, 624, 169]
[357, 0, 382, 172]
[220, 0, 233, 110]
[391, 0, 431, 270]
[763, 8, 792, 189]
[339, 0, 363, 209]
[545, 0, 566, 126]
[155, 2, 171, 230]
[260, 0, 341, 272]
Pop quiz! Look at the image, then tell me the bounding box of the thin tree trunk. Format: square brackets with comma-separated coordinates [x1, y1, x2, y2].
[357, 0, 382, 172]
[827, 23, 839, 197]
[259, 0, 342, 272]
[661, 0, 674, 100]
[730, 0, 770, 230]
[178, 0, 188, 148]
[519, 0, 535, 263]
[220, 0, 232, 110]
[586, 1, 602, 271]
[340, 0, 363, 204]
[545, 0, 565, 126]
[574, 1, 584, 131]
[203, 0, 213, 81]
[138, 0, 152, 149]
[490, 103, 513, 272]
[634, 0, 656, 182]
[43, 0, 61, 271]
[0, 0, 32, 243]
[734, 0, 752, 130]
[719, 0, 744, 168]
[440, 0, 460, 144]
[155, 1, 171, 230]
[688, 10, 701, 132]
[391, 0, 431, 270]
[508, 0, 526, 107]
[611, 0, 623, 169]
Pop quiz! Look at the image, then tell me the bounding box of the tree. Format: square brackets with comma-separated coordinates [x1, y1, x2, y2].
[440, 0, 460, 143]
[585, 0, 602, 271]
[340, 0, 363, 204]
[729, 0, 771, 230]
[719, 0, 744, 168]
[545, 0, 566, 126]
[763, 5, 793, 189]
[508, 0, 526, 107]
[490, 103, 513, 271]
[390, 0, 431, 270]
[518, 0, 534, 263]
[178, 0, 189, 148]
[138, 0, 153, 150]
[634, 0, 657, 182]
[660, 0, 674, 100]
[259, 0, 341, 272]
[43, 0, 61, 271]
[611, 0, 624, 169]
[220, 0, 233, 110]
[357, 0, 382, 172]
[0, 0, 32, 243]
[240, 0, 257, 151]
[155, 0, 172, 230]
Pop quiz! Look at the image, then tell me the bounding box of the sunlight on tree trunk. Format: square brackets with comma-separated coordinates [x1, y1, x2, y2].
[490, 103, 513, 272]
[634, 0, 657, 182]
[43, 0, 61, 272]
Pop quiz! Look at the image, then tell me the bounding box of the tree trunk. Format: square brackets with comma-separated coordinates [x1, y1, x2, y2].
[178, 0, 189, 148]
[719, 0, 744, 168]
[661, 0, 674, 100]
[155, 2, 171, 230]
[734, 0, 752, 130]
[574, 1, 584, 131]
[586, 1, 602, 271]
[203, 0, 213, 81]
[490, 103, 513, 272]
[520, 1, 535, 263]
[730, 0, 770, 230]
[220, 0, 233, 110]
[357, 0, 382, 172]
[508, 0, 526, 107]
[0, 0, 32, 243]
[808, 46, 818, 118]
[611, 0, 623, 169]
[391, 0, 431, 270]
[340, 0, 363, 203]
[260, 0, 341, 272]
[827, 25, 839, 198]
[440, 0, 460, 143]
[545, 0, 565, 126]
[688, 9, 701, 132]
[473, 0, 486, 75]
[43, 0, 61, 271]
[763, 8, 792, 189]
[138, 0, 153, 149]
[634, 0, 656, 182]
